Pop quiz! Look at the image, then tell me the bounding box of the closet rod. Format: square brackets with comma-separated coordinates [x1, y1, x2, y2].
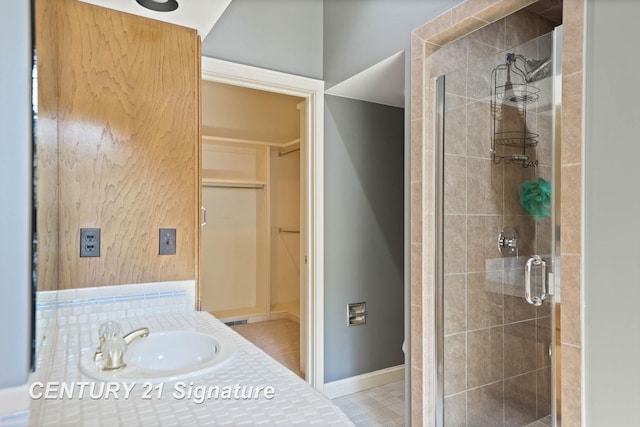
[278, 147, 300, 157]
[203, 183, 265, 189]
[278, 227, 300, 234]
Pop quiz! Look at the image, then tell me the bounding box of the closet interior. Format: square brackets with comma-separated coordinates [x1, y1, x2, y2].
[200, 80, 305, 374]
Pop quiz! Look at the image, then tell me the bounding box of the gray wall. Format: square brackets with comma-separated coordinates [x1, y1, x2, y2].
[0, 1, 33, 388]
[323, 0, 463, 88]
[202, 0, 323, 79]
[322, 0, 462, 387]
[584, 0, 640, 424]
[324, 95, 405, 382]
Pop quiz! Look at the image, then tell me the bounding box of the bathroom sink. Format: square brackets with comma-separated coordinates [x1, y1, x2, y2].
[79, 330, 237, 382]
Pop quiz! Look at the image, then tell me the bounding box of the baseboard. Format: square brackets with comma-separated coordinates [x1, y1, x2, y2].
[322, 364, 405, 399]
[269, 311, 300, 323]
[217, 313, 269, 324]
[218, 311, 300, 325]
[0, 383, 30, 424]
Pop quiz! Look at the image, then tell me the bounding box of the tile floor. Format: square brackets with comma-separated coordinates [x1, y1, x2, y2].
[230, 319, 304, 378]
[332, 380, 406, 427]
[228, 320, 552, 427]
[229, 319, 406, 426]
[331, 379, 554, 427]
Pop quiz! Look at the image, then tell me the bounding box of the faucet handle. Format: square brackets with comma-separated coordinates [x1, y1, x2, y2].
[98, 321, 122, 349]
[101, 336, 127, 370]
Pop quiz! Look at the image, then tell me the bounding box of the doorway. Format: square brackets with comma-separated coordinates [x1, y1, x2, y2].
[200, 79, 304, 377]
[198, 57, 325, 388]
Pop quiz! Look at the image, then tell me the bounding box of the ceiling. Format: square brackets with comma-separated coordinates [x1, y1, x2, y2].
[77, 0, 232, 37]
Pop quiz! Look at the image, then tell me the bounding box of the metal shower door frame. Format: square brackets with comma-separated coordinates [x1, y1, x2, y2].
[433, 26, 563, 427]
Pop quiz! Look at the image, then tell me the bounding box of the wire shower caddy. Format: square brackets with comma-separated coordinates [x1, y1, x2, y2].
[490, 53, 540, 168]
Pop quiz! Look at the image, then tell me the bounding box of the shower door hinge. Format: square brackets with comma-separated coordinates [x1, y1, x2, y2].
[197, 297, 202, 311]
[547, 272, 555, 295]
[304, 255, 307, 265]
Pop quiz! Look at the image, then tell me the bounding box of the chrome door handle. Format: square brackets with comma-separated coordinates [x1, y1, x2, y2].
[525, 255, 548, 306]
[201, 206, 207, 227]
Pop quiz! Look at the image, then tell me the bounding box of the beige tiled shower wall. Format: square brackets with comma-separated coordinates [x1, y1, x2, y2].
[558, 0, 584, 425]
[439, 13, 555, 427]
[411, 0, 584, 426]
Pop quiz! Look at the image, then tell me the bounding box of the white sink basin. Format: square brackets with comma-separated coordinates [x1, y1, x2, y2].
[79, 330, 237, 382]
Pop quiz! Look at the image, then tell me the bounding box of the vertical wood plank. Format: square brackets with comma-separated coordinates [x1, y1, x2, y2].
[35, 0, 60, 291]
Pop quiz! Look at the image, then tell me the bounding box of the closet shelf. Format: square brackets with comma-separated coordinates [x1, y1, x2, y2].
[278, 226, 300, 234]
[202, 177, 267, 189]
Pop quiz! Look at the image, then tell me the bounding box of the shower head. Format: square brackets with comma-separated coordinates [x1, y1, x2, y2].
[526, 57, 552, 82]
[513, 54, 552, 83]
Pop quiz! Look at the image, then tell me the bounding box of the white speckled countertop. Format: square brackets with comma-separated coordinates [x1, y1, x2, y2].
[29, 283, 353, 426]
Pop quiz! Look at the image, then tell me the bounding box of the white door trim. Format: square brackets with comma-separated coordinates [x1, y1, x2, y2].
[201, 57, 325, 392]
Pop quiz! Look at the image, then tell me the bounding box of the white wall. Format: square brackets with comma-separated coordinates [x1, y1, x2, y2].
[584, 0, 640, 424]
[0, 1, 33, 388]
[201, 185, 260, 312]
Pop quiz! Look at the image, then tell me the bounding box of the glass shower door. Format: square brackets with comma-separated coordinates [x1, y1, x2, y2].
[437, 29, 559, 427]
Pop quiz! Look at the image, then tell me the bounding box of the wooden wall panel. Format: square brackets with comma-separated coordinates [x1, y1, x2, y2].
[50, 0, 199, 288]
[35, 0, 60, 291]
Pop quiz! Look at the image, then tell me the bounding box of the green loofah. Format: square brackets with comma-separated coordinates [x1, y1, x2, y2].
[518, 178, 551, 221]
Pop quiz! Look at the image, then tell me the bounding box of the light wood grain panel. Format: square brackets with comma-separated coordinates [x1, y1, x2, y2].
[35, 0, 60, 291]
[54, 0, 199, 288]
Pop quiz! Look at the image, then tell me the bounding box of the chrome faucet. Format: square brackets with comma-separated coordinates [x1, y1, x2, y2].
[94, 322, 149, 371]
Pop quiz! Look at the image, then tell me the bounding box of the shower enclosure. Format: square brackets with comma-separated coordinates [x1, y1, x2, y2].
[435, 28, 561, 426]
